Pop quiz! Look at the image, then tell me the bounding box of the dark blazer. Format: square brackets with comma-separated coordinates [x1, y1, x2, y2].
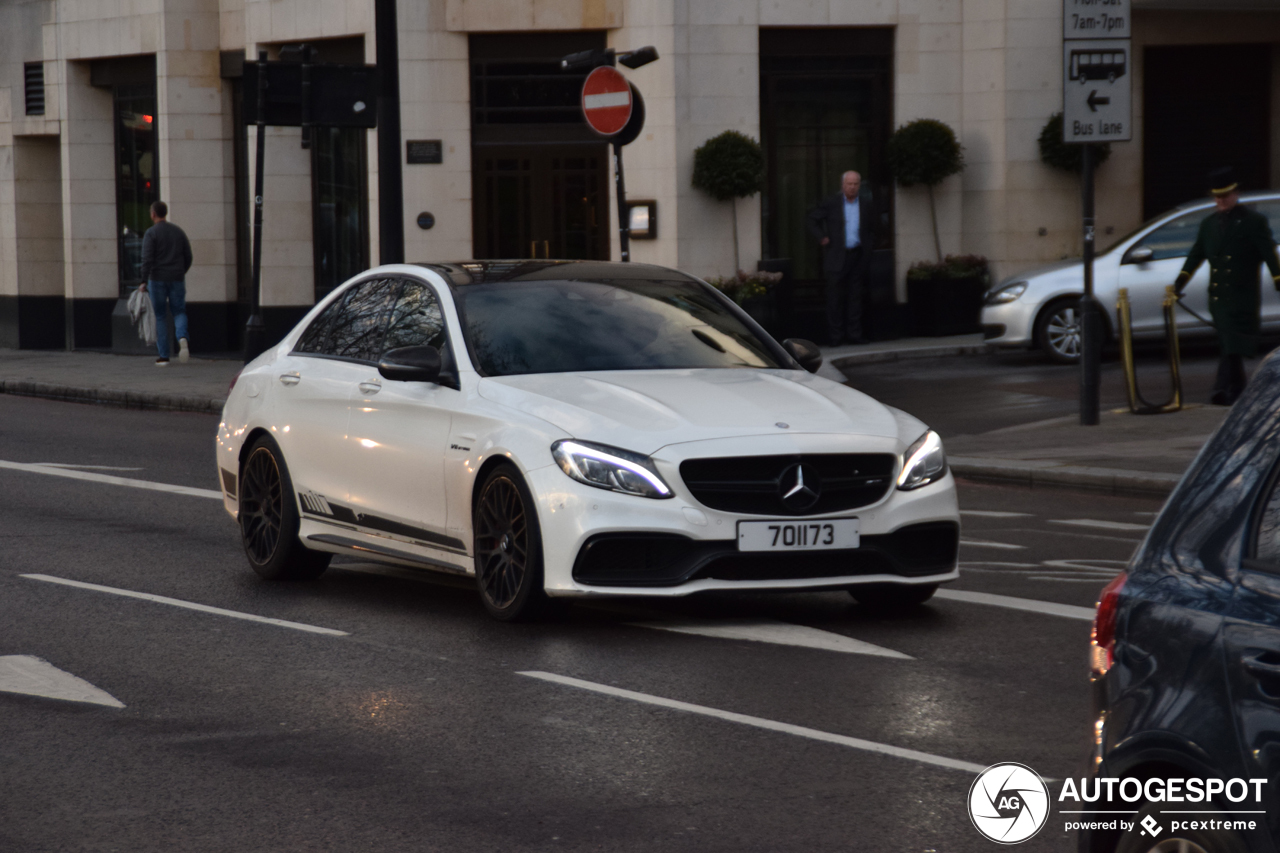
[1177, 204, 1280, 356]
[807, 192, 876, 276]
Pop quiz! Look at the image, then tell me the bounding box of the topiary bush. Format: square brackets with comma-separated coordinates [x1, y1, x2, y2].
[886, 119, 964, 262]
[1038, 113, 1112, 173]
[692, 130, 765, 270]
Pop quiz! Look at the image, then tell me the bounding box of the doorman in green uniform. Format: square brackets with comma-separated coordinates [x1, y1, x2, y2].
[1174, 167, 1280, 405]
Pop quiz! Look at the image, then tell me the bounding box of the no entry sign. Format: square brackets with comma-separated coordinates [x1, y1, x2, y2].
[581, 66, 632, 136]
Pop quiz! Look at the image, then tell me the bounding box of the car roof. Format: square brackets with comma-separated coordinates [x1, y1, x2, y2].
[1171, 190, 1280, 211]
[414, 260, 700, 287]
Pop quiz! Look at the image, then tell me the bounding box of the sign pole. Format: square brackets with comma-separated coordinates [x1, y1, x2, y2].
[243, 50, 268, 364]
[613, 141, 631, 262]
[1079, 143, 1100, 425]
[375, 0, 404, 265]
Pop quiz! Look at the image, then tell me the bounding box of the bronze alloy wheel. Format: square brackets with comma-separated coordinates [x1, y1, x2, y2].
[240, 446, 283, 566]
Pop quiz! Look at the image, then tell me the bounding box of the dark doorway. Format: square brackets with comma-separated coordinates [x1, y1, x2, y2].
[1144, 44, 1271, 219]
[469, 33, 610, 261]
[760, 29, 894, 340]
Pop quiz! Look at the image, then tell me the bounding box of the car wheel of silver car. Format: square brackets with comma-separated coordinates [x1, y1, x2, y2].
[1036, 298, 1083, 364]
[239, 435, 331, 581]
[474, 463, 550, 621]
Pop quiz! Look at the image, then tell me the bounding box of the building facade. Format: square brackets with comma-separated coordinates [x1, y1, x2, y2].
[3, 0, 1280, 351]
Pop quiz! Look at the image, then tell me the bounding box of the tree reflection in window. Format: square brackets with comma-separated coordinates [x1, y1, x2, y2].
[295, 280, 398, 362]
[1256, 474, 1280, 564]
[382, 283, 447, 353]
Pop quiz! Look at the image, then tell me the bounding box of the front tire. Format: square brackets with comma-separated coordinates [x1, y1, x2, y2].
[848, 583, 938, 609]
[239, 436, 330, 581]
[1036, 298, 1083, 364]
[473, 463, 549, 621]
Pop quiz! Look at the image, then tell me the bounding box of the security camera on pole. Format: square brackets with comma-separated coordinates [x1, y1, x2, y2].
[1062, 0, 1131, 425]
[562, 46, 658, 262]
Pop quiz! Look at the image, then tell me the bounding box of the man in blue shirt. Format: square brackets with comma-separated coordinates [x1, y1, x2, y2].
[807, 171, 877, 346]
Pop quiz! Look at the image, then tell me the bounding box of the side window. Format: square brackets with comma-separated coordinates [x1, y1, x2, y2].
[1254, 461, 1280, 565]
[294, 279, 399, 361]
[381, 281, 447, 355]
[1137, 210, 1211, 261]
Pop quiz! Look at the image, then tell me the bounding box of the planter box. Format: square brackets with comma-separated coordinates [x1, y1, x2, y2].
[907, 275, 985, 337]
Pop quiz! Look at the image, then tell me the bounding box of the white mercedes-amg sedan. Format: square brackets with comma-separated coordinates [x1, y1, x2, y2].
[216, 261, 959, 621]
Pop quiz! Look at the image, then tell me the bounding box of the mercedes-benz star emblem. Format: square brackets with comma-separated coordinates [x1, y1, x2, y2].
[779, 463, 821, 511]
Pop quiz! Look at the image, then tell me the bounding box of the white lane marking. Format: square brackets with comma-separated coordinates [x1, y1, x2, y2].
[628, 619, 911, 659]
[37, 464, 144, 471]
[934, 588, 1094, 622]
[1048, 519, 1150, 532]
[0, 655, 124, 708]
[959, 510, 1033, 518]
[959, 538, 1026, 550]
[584, 91, 630, 109]
[518, 670, 986, 774]
[21, 575, 348, 636]
[0, 459, 220, 500]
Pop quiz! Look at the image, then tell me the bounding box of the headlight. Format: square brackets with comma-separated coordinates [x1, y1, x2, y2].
[985, 281, 1027, 305]
[897, 430, 946, 490]
[551, 440, 674, 499]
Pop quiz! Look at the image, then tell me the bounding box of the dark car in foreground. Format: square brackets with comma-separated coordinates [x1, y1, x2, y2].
[1082, 350, 1280, 853]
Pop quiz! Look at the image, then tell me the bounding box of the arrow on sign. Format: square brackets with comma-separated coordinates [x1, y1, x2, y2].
[1087, 90, 1111, 112]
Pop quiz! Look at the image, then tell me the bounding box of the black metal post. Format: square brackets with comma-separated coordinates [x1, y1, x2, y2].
[243, 50, 269, 364]
[613, 141, 630, 262]
[375, 0, 404, 264]
[1079, 143, 1101, 425]
[299, 45, 312, 149]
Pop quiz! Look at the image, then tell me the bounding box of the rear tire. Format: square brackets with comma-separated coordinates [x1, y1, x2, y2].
[1036, 298, 1083, 364]
[238, 436, 330, 581]
[848, 583, 938, 609]
[473, 463, 549, 621]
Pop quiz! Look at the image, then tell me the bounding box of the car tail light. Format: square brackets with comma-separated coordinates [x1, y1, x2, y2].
[1091, 572, 1127, 675]
[229, 368, 243, 392]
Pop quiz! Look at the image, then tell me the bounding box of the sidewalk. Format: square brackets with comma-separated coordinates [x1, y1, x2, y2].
[0, 341, 1223, 497]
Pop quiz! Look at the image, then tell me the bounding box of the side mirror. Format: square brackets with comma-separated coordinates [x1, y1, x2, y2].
[782, 338, 823, 373]
[1123, 245, 1154, 265]
[379, 345, 442, 383]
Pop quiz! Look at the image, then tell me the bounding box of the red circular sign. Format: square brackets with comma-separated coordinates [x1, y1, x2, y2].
[581, 66, 632, 136]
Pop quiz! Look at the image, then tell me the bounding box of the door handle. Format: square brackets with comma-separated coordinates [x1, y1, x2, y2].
[1244, 651, 1280, 676]
[358, 380, 382, 395]
[278, 372, 300, 386]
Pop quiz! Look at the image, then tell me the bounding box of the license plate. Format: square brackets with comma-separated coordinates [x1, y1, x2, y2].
[737, 518, 860, 552]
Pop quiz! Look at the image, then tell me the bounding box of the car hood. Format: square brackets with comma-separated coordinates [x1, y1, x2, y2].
[477, 369, 903, 454]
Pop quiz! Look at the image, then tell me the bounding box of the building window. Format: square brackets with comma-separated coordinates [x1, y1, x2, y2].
[24, 63, 45, 116]
[312, 126, 369, 300]
[114, 83, 159, 291]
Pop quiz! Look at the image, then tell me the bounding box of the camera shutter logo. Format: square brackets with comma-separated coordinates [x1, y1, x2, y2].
[968, 763, 1051, 844]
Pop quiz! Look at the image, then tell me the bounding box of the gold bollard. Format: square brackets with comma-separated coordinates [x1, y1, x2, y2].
[1117, 285, 1182, 414]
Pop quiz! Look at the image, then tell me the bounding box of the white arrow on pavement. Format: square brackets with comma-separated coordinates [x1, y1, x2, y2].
[627, 619, 912, 659]
[0, 655, 125, 708]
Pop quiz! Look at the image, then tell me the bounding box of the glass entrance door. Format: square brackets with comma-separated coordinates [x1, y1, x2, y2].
[114, 83, 159, 293]
[472, 145, 607, 260]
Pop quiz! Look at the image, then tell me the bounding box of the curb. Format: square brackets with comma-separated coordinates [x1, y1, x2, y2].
[0, 379, 224, 415]
[829, 342, 993, 368]
[949, 455, 1181, 498]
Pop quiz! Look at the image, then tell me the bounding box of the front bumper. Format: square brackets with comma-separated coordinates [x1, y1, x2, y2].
[527, 437, 960, 597]
[981, 298, 1038, 347]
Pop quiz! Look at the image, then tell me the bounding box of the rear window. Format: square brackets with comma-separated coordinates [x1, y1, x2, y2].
[455, 278, 784, 376]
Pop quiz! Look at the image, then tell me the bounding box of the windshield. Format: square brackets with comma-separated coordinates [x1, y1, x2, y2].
[1100, 204, 1212, 254]
[455, 278, 786, 376]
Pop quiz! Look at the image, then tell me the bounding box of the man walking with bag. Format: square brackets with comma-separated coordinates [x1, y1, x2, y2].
[139, 200, 192, 366]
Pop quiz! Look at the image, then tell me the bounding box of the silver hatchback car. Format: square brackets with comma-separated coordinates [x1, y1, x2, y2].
[982, 191, 1280, 363]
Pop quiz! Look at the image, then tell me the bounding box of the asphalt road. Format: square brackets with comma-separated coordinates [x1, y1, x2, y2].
[0, 394, 1161, 852]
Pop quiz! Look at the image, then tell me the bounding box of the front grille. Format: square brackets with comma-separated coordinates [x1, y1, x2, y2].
[572, 521, 959, 587]
[679, 453, 895, 516]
